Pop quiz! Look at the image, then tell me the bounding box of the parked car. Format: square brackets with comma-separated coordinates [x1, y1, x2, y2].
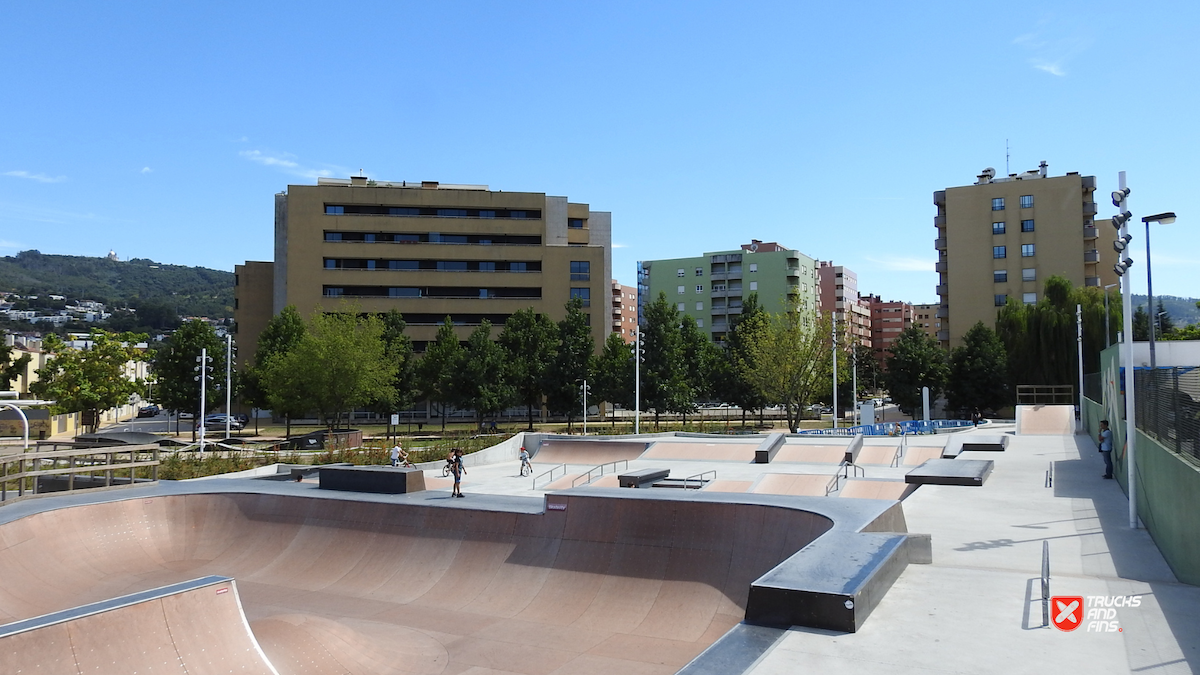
[137, 405, 160, 418]
[178, 411, 195, 420]
[197, 414, 245, 432]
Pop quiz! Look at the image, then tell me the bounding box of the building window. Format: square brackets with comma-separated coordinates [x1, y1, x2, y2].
[696, 302, 703, 310]
[749, 281, 758, 291]
[325, 259, 337, 269]
[568, 218, 585, 229]
[1022, 244, 1035, 257]
[325, 287, 344, 297]
[678, 286, 685, 294]
[1022, 268, 1036, 282]
[1023, 292, 1037, 304]
[992, 222, 1006, 235]
[994, 294, 1007, 306]
[678, 303, 686, 312]
[570, 261, 590, 281]
[571, 288, 591, 306]
[695, 267, 703, 277]
[749, 263, 758, 273]
[325, 205, 345, 215]
[677, 269, 685, 277]
[695, 285, 703, 293]
[1021, 219, 1035, 232]
[993, 246, 1006, 259]
[696, 319, 704, 328]
[992, 198, 1005, 211]
[994, 270, 1007, 283]
[1020, 195, 1034, 208]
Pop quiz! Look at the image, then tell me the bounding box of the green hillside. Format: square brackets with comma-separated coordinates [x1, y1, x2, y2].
[0, 250, 233, 319]
[1133, 294, 1200, 327]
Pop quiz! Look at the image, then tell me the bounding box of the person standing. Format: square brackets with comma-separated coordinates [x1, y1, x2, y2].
[1098, 420, 1114, 479]
[451, 448, 466, 497]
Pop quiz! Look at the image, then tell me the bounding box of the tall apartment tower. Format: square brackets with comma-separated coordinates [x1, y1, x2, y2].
[234, 177, 611, 367]
[933, 162, 1115, 348]
[610, 280, 638, 344]
[912, 302, 942, 344]
[817, 262, 871, 349]
[862, 295, 913, 367]
[638, 241, 819, 343]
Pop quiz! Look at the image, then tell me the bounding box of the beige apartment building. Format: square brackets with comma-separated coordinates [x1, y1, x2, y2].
[610, 280, 638, 344]
[913, 302, 941, 344]
[933, 162, 1116, 348]
[817, 262, 870, 348]
[234, 177, 611, 368]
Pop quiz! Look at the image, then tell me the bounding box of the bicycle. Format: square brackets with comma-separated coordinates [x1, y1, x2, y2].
[519, 460, 532, 477]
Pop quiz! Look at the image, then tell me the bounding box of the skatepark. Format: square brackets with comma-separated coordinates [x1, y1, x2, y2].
[0, 404, 1197, 674]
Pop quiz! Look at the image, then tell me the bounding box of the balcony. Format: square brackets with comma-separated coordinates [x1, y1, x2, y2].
[710, 289, 728, 298]
[933, 215, 946, 227]
[710, 271, 727, 281]
[1084, 249, 1100, 263]
[1082, 176, 1096, 190]
[937, 330, 950, 342]
[1083, 202, 1099, 216]
[935, 285, 948, 296]
[1083, 225, 1097, 239]
[936, 306, 948, 319]
[934, 237, 947, 250]
[935, 261, 947, 273]
[934, 190, 946, 206]
[1085, 276, 1101, 287]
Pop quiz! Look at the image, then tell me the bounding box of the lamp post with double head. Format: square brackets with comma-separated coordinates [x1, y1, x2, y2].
[1111, 174, 1137, 528]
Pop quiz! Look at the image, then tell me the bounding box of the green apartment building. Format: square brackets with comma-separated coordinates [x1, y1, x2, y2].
[637, 240, 819, 343]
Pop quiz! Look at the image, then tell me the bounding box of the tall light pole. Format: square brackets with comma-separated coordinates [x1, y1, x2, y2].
[225, 334, 232, 439]
[1111, 173, 1138, 528]
[832, 316, 838, 430]
[1142, 211, 1177, 370]
[1076, 304, 1084, 433]
[194, 349, 212, 454]
[1103, 283, 1118, 348]
[634, 329, 640, 435]
[852, 339, 858, 426]
[581, 380, 590, 436]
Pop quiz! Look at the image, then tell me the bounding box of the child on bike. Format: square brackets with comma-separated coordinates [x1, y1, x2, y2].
[518, 446, 531, 476]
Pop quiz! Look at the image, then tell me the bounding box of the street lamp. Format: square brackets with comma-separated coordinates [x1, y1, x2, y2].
[634, 329, 641, 435]
[1111, 173, 1138, 528]
[1142, 211, 1177, 370]
[1103, 283, 1118, 348]
[831, 316, 839, 430]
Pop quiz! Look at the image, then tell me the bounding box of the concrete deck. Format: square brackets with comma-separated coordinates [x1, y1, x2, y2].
[744, 424, 1200, 675]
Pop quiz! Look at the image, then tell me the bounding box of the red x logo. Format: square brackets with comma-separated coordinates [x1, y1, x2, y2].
[1052, 596, 1084, 631]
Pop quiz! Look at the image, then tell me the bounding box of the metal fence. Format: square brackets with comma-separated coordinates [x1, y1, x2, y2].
[1016, 385, 1075, 405]
[1135, 367, 1200, 463]
[1083, 372, 1103, 404]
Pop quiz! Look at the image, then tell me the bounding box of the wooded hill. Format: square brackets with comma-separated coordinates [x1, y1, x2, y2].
[0, 250, 233, 319]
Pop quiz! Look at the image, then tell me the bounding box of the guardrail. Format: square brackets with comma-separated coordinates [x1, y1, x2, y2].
[799, 419, 976, 437]
[681, 470, 716, 490]
[532, 463, 567, 490]
[571, 460, 629, 488]
[0, 443, 161, 504]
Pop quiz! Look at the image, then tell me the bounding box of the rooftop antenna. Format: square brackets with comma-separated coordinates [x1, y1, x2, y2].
[359, 168, 364, 177]
[1006, 140, 1010, 176]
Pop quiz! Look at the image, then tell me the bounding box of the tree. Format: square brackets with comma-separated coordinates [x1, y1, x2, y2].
[593, 333, 634, 427]
[1133, 305, 1150, 342]
[376, 309, 417, 420]
[884, 327, 949, 419]
[285, 309, 397, 430]
[499, 308, 558, 429]
[32, 329, 148, 433]
[153, 320, 228, 438]
[0, 344, 31, 392]
[996, 276, 1112, 390]
[744, 309, 831, 432]
[416, 317, 462, 432]
[946, 322, 1009, 415]
[855, 342, 881, 398]
[545, 297, 594, 430]
[1155, 299, 1175, 338]
[639, 293, 689, 428]
[451, 320, 514, 429]
[246, 306, 307, 436]
[725, 293, 769, 426]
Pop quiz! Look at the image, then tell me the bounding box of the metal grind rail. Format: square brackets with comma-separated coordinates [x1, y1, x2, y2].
[681, 470, 716, 490]
[0, 444, 161, 504]
[1041, 540, 1051, 628]
[532, 463, 567, 490]
[571, 460, 629, 488]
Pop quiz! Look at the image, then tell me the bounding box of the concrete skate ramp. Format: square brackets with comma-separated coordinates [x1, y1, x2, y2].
[773, 445, 848, 464]
[642, 441, 760, 462]
[1016, 404, 1075, 435]
[0, 576, 276, 675]
[0, 490, 871, 674]
[532, 439, 648, 465]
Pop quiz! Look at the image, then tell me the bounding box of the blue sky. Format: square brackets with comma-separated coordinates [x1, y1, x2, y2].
[2, 1, 1197, 304]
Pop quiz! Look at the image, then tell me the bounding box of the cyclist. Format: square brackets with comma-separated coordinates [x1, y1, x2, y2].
[518, 446, 532, 476]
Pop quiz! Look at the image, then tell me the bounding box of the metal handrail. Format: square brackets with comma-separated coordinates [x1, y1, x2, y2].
[842, 462, 865, 479]
[1045, 462, 1054, 488]
[532, 463, 567, 489]
[682, 470, 716, 490]
[570, 459, 629, 488]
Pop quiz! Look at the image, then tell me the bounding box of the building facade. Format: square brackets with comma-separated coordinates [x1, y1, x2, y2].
[934, 162, 1116, 348]
[817, 262, 871, 349]
[610, 280, 638, 344]
[234, 177, 612, 367]
[912, 302, 942, 344]
[638, 240, 819, 343]
[863, 295, 913, 366]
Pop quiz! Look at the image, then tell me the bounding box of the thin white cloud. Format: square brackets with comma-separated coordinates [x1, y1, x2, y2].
[612, 243, 628, 249]
[864, 255, 936, 273]
[1012, 18, 1090, 77]
[239, 150, 348, 179]
[3, 170, 66, 184]
[0, 239, 24, 250]
[141, 167, 153, 174]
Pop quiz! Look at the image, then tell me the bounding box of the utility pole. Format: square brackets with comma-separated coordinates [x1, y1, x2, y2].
[832, 316, 838, 430]
[634, 330, 640, 435]
[1076, 304, 1084, 434]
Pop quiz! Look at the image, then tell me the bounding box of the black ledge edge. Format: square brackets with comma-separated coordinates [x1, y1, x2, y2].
[676, 623, 789, 675]
[943, 434, 1009, 458]
[744, 531, 932, 634]
[617, 467, 671, 488]
[0, 575, 232, 639]
[754, 433, 786, 464]
[319, 465, 424, 494]
[844, 435, 865, 464]
[905, 459, 995, 486]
